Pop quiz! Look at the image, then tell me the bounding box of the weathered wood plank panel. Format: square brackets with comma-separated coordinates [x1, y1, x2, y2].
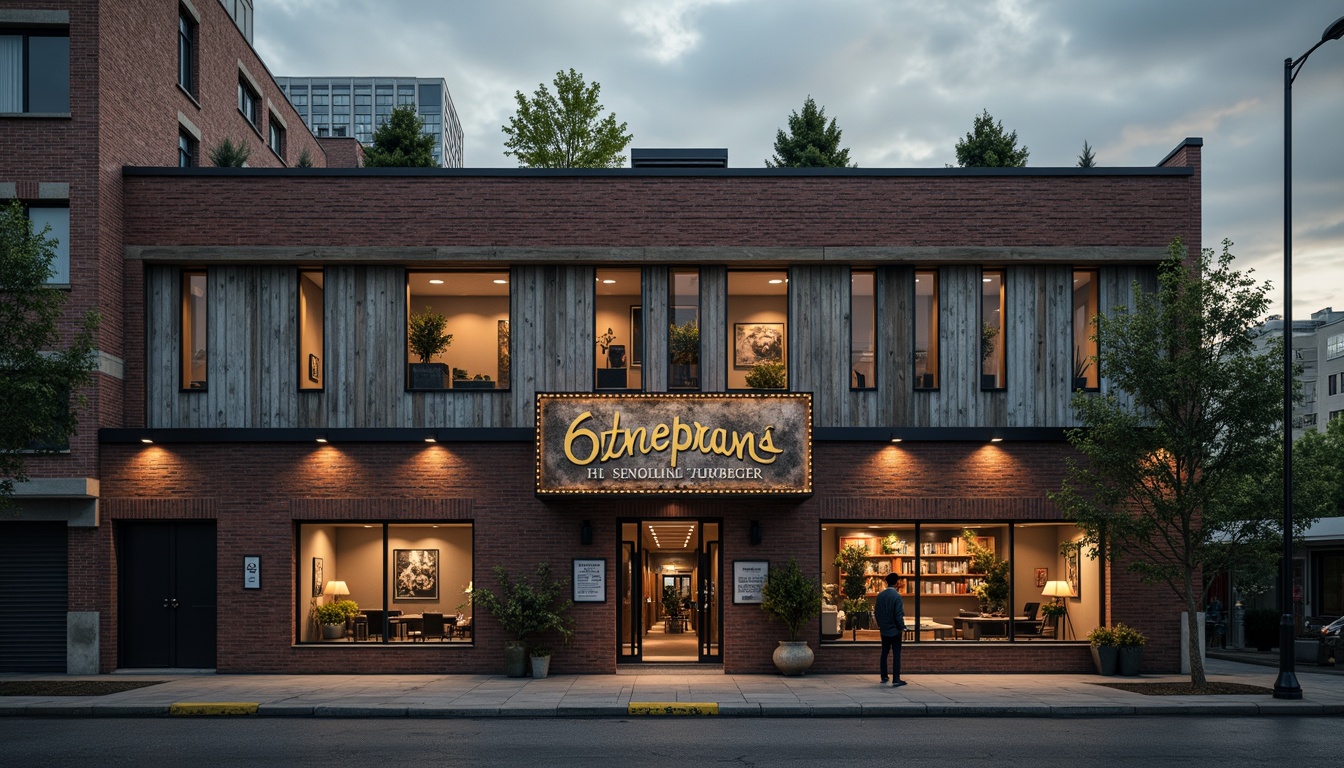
[643, 267, 669, 393]
[699, 266, 726, 392]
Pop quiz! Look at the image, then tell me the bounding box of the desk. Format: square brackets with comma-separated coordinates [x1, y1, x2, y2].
[907, 619, 953, 641]
[954, 615, 1028, 640]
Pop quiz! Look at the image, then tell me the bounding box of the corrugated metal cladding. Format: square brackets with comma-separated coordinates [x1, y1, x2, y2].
[0, 522, 67, 672]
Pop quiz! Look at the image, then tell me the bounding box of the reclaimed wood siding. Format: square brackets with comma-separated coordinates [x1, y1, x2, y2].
[643, 267, 669, 393]
[699, 266, 726, 392]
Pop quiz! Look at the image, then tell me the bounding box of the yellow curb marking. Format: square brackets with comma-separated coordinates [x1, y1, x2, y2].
[627, 702, 719, 716]
[170, 702, 260, 716]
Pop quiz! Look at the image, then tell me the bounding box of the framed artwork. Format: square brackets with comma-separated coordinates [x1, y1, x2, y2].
[1065, 546, 1080, 598]
[307, 354, 320, 383]
[393, 549, 439, 601]
[629, 305, 642, 367]
[311, 557, 324, 597]
[734, 323, 785, 368]
[1034, 567, 1048, 589]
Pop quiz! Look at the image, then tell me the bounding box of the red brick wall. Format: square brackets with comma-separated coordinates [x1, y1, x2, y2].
[94, 439, 1181, 674]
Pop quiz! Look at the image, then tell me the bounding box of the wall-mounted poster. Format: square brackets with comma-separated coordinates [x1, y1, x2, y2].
[1034, 567, 1048, 589]
[734, 323, 784, 368]
[394, 549, 439, 601]
[311, 557, 324, 597]
[573, 559, 606, 602]
[734, 560, 768, 604]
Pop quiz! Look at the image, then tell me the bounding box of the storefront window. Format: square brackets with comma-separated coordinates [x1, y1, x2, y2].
[181, 270, 207, 390]
[406, 271, 510, 391]
[595, 268, 641, 390]
[981, 269, 1005, 390]
[727, 270, 788, 390]
[821, 521, 1096, 643]
[850, 270, 875, 389]
[914, 270, 938, 389]
[297, 522, 473, 644]
[1072, 270, 1099, 390]
[298, 270, 323, 391]
[668, 269, 700, 390]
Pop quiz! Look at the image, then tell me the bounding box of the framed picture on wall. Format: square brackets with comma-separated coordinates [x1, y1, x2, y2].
[629, 305, 642, 367]
[393, 549, 439, 601]
[1034, 567, 1047, 589]
[734, 323, 785, 368]
[1065, 546, 1080, 598]
[311, 557, 324, 597]
[308, 354, 320, 383]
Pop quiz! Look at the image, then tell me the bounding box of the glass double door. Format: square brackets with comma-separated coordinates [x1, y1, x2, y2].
[618, 519, 720, 663]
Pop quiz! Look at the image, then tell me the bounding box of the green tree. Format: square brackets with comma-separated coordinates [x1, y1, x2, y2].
[954, 109, 1029, 167]
[208, 137, 250, 167]
[501, 68, 632, 168]
[1050, 238, 1322, 686]
[0, 201, 99, 510]
[766, 96, 855, 168]
[1077, 140, 1097, 168]
[363, 105, 437, 167]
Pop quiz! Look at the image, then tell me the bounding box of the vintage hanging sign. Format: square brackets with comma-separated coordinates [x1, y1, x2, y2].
[535, 393, 812, 496]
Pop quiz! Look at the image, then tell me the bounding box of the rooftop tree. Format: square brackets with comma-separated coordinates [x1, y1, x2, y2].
[766, 96, 855, 168]
[502, 69, 632, 168]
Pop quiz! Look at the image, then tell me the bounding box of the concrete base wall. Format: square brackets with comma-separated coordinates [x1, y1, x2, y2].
[67, 611, 100, 675]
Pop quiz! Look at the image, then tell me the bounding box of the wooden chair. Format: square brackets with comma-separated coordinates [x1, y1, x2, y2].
[414, 612, 447, 642]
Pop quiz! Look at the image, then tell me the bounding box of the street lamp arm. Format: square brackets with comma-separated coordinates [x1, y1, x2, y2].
[1291, 16, 1344, 83]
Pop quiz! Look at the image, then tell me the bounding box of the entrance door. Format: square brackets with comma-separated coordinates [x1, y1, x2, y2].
[617, 525, 641, 661]
[118, 522, 217, 668]
[698, 522, 721, 661]
[617, 518, 721, 664]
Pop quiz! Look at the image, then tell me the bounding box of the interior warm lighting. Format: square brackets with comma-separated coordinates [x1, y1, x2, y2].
[424, 437, 437, 443]
[990, 437, 1004, 443]
[492, 279, 507, 284]
[602, 279, 616, 284]
[1042, 580, 1074, 598]
[140, 438, 153, 444]
[315, 436, 328, 443]
[323, 580, 350, 597]
[891, 438, 902, 443]
[428, 279, 444, 285]
[768, 279, 783, 284]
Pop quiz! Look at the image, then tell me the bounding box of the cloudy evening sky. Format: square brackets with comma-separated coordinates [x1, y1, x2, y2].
[256, 0, 1344, 318]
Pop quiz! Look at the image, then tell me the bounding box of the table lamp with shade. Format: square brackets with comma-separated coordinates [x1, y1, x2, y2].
[323, 580, 349, 602]
[1041, 580, 1075, 640]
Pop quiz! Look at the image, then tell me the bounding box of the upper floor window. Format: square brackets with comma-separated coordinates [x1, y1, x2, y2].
[26, 206, 69, 284]
[237, 77, 259, 127]
[668, 269, 700, 390]
[851, 270, 875, 389]
[219, 0, 253, 44]
[406, 271, 510, 391]
[0, 30, 70, 113]
[1072, 270, 1099, 390]
[181, 270, 208, 390]
[178, 130, 197, 167]
[981, 269, 1005, 390]
[177, 8, 197, 97]
[298, 270, 324, 391]
[914, 270, 939, 389]
[728, 270, 788, 390]
[1328, 333, 1344, 361]
[595, 268, 641, 391]
[268, 114, 285, 159]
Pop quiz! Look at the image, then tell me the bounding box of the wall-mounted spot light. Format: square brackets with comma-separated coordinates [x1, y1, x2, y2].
[492, 279, 508, 285]
[890, 438, 903, 443]
[750, 520, 762, 546]
[581, 520, 593, 546]
[428, 278, 444, 285]
[990, 436, 1004, 443]
[424, 436, 437, 443]
[140, 437, 153, 444]
[315, 436, 328, 444]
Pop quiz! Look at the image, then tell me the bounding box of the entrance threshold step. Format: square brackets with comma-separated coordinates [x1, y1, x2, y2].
[617, 663, 724, 675]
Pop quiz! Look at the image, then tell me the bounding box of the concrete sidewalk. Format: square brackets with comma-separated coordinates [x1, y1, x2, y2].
[2, 658, 1341, 718]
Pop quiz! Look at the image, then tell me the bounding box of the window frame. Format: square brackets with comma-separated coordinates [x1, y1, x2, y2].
[725, 269, 790, 392]
[913, 269, 939, 390]
[178, 129, 198, 167]
[180, 269, 208, 392]
[267, 112, 286, 160]
[1, 28, 71, 114]
[177, 7, 197, 97]
[593, 267, 643, 392]
[980, 269, 1006, 391]
[237, 76, 259, 128]
[850, 268, 876, 391]
[667, 268, 702, 391]
[297, 268, 325, 393]
[405, 269, 512, 393]
[24, 204, 70, 285]
[1071, 269, 1100, 391]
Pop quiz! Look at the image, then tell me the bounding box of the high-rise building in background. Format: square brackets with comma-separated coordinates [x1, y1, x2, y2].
[276, 77, 464, 167]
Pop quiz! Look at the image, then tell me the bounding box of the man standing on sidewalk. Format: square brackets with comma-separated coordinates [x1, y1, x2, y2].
[876, 572, 907, 687]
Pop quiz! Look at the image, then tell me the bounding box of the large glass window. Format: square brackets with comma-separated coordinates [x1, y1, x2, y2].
[728, 270, 788, 390]
[0, 30, 70, 113]
[914, 270, 938, 389]
[822, 521, 1097, 643]
[407, 271, 510, 391]
[851, 270, 875, 389]
[1072, 270, 1099, 390]
[27, 206, 69, 284]
[178, 9, 197, 97]
[181, 270, 207, 390]
[981, 269, 1005, 390]
[237, 76, 259, 127]
[595, 268, 641, 391]
[668, 269, 700, 390]
[298, 270, 323, 391]
[268, 114, 285, 159]
[297, 522, 473, 644]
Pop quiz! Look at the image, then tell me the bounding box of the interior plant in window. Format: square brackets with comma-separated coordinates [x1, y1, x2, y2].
[745, 360, 787, 389]
[833, 543, 872, 638]
[1072, 345, 1093, 390]
[761, 557, 822, 675]
[407, 306, 452, 390]
[668, 319, 700, 387]
[963, 528, 1009, 614]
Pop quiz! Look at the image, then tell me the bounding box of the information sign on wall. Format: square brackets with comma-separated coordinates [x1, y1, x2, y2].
[536, 393, 812, 496]
[734, 560, 768, 604]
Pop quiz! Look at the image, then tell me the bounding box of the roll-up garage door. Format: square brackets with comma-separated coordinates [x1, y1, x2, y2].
[0, 522, 68, 672]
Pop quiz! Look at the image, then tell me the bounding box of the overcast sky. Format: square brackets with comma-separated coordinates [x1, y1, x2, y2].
[255, 0, 1344, 318]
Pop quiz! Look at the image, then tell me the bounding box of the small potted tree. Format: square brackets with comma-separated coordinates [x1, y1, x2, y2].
[964, 529, 1009, 615]
[668, 320, 700, 388]
[408, 306, 452, 389]
[761, 557, 822, 675]
[471, 562, 573, 677]
[980, 323, 1000, 389]
[661, 585, 685, 633]
[833, 544, 871, 638]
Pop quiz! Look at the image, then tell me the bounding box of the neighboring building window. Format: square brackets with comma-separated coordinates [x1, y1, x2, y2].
[268, 115, 285, 159]
[668, 269, 700, 390]
[821, 522, 1096, 643]
[298, 270, 324, 391]
[181, 270, 208, 390]
[981, 269, 1005, 390]
[26, 206, 70, 284]
[177, 8, 197, 96]
[851, 270, 876, 389]
[1072, 270, 1099, 390]
[1329, 373, 1337, 397]
[406, 271, 510, 391]
[914, 269, 939, 389]
[595, 267, 641, 391]
[727, 270, 788, 390]
[296, 522, 474, 644]
[1328, 333, 1344, 361]
[0, 30, 70, 113]
[237, 77, 259, 127]
[1330, 409, 1343, 423]
[178, 130, 197, 167]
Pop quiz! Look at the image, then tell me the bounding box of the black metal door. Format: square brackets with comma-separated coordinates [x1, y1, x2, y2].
[698, 522, 721, 662]
[118, 522, 217, 668]
[617, 523, 642, 662]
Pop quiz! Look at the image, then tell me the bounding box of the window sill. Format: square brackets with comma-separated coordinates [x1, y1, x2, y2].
[177, 84, 201, 111]
[0, 112, 72, 119]
[238, 108, 263, 139]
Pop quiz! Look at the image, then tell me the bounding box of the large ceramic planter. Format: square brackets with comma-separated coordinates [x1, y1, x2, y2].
[530, 655, 551, 679]
[1117, 646, 1143, 676]
[1090, 645, 1118, 676]
[504, 640, 528, 678]
[772, 640, 815, 676]
[321, 623, 345, 640]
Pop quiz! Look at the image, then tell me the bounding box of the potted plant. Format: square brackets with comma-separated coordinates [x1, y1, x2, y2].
[1039, 602, 1067, 637]
[408, 306, 452, 389]
[314, 599, 359, 640]
[1087, 625, 1119, 675]
[1114, 623, 1146, 676]
[964, 529, 1009, 614]
[1072, 345, 1093, 391]
[980, 322, 1000, 389]
[470, 562, 574, 677]
[1243, 608, 1279, 652]
[881, 534, 904, 555]
[745, 361, 787, 389]
[833, 544, 871, 638]
[668, 320, 700, 388]
[529, 645, 552, 679]
[595, 327, 627, 388]
[455, 372, 496, 390]
[662, 585, 685, 633]
[760, 557, 822, 675]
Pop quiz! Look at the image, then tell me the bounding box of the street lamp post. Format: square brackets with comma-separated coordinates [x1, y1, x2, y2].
[1277, 15, 1344, 701]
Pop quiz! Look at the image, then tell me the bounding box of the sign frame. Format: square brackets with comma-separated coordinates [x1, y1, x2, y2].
[572, 558, 607, 603]
[733, 560, 769, 605]
[243, 555, 261, 590]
